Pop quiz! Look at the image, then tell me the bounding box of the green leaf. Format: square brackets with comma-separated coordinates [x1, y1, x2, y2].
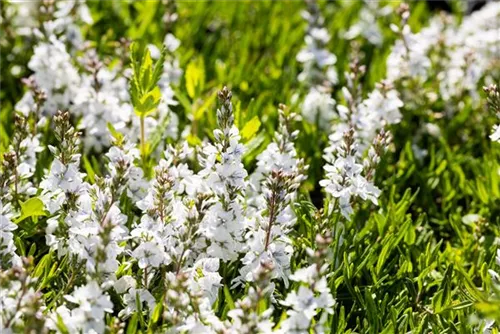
[151, 302, 163, 324]
[107, 122, 124, 144]
[56, 314, 70, 334]
[83, 156, 96, 184]
[33, 253, 52, 279]
[28, 243, 36, 257]
[240, 116, 261, 140]
[194, 92, 217, 120]
[14, 197, 47, 223]
[404, 222, 416, 245]
[134, 86, 162, 116]
[126, 313, 138, 334]
[439, 265, 454, 311]
[150, 46, 167, 91]
[185, 57, 205, 99]
[129, 41, 165, 119]
[432, 290, 445, 314]
[135, 291, 146, 329]
[130, 41, 146, 94]
[223, 285, 235, 310]
[172, 87, 193, 114]
[476, 301, 500, 320]
[187, 134, 202, 146]
[139, 47, 153, 93]
[14, 236, 25, 256]
[376, 236, 394, 276]
[130, 1, 159, 39]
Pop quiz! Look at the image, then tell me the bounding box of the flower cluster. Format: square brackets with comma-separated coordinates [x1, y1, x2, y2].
[388, 2, 500, 104]
[13, 0, 182, 152]
[3, 1, 500, 333]
[321, 60, 398, 218]
[386, 4, 433, 83]
[1, 82, 324, 333]
[0, 201, 19, 268]
[48, 281, 113, 333]
[227, 260, 276, 333]
[344, 0, 389, 45]
[199, 87, 248, 261]
[279, 233, 335, 334]
[297, 0, 338, 128]
[321, 126, 391, 218]
[485, 84, 500, 142]
[0, 259, 45, 332]
[238, 106, 307, 287]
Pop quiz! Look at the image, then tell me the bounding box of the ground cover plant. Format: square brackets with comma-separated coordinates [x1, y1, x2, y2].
[1, 0, 500, 333]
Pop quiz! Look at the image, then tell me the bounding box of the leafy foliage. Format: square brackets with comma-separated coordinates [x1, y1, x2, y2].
[129, 41, 167, 117]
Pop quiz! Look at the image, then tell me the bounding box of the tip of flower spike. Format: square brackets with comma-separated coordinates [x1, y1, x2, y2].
[217, 86, 232, 102]
[216, 86, 234, 129]
[54, 110, 70, 123]
[484, 84, 498, 95]
[397, 3, 410, 18]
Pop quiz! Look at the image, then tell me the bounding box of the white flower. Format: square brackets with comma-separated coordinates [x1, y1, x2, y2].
[491, 125, 500, 142]
[17, 36, 80, 116]
[361, 87, 403, 126]
[40, 159, 84, 193]
[56, 281, 113, 334]
[73, 69, 133, 151]
[237, 110, 306, 288]
[279, 264, 335, 334]
[386, 25, 432, 82]
[344, 4, 383, 45]
[320, 152, 379, 218]
[199, 89, 248, 262]
[0, 203, 19, 267]
[297, 2, 338, 89]
[132, 241, 168, 268]
[188, 258, 222, 304]
[16, 135, 44, 180]
[212, 162, 247, 190]
[297, 41, 336, 68]
[67, 193, 128, 275]
[289, 265, 318, 285]
[164, 33, 181, 52]
[119, 288, 156, 319]
[114, 276, 137, 294]
[283, 286, 318, 319]
[301, 88, 336, 128]
[1, 275, 42, 331]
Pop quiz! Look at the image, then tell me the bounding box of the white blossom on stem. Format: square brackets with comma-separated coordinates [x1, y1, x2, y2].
[199, 87, 248, 262]
[278, 234, 335, 334]
[49, 281, 113, 334]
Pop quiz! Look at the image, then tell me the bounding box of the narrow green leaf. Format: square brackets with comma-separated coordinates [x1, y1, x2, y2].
[185, 57, 205, 99]
[150, 46, 167, 91]
[83, 156, 96, 184]
[126, 314, 138, 334]
[240, 116, 261, 141]
[56, 314, 70, 334]
[223, 285, 235, 310]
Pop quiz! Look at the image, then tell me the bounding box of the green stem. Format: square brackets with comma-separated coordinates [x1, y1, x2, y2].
[140, 116, 146, 158]
[264, 192, 277, 251]
[331, 200, 341, 271]
[144, 265, 148, 289]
